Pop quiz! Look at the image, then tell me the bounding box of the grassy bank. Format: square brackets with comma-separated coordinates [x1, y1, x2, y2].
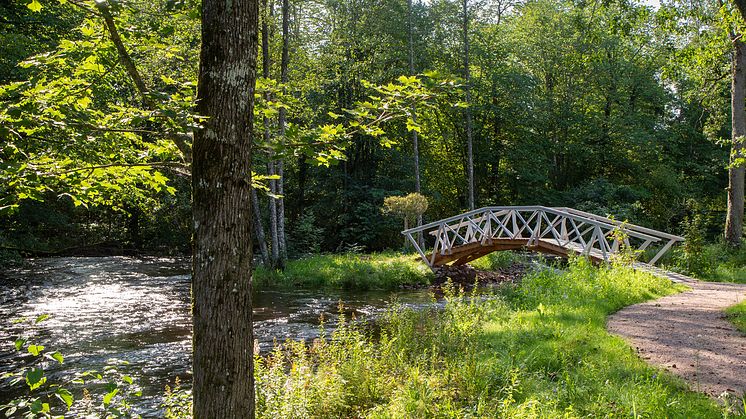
[243, 258, 739, 418]
[253, 252, 434, 290]
[726, 301, 746, 334]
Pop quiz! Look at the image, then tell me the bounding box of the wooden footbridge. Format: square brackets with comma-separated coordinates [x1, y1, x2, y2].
[402, 206, 684, 270]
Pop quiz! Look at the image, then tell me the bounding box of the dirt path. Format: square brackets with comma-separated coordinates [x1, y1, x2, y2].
[607, 272, 746, 398]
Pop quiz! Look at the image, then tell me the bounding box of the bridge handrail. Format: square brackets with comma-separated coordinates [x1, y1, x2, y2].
[553, 207, 684, 242]
[402, 206, 666, 243]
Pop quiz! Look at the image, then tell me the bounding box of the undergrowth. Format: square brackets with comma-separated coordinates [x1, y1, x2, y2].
[726, 301, 746, 334]
[171, 257, 740, 418]
[253, 252, 433, 290]
[663, 241, 746, 283]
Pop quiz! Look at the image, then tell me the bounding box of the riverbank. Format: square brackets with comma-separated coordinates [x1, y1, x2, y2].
[253, 252, 434, 290]
[239, 258, 740, 417]
[253, 251, 531, 291]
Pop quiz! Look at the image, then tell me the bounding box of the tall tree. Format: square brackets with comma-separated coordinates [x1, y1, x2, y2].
[725, 0, 746, 246]
[462, 0, 475, 209]
[408, 0, 424, 244]
[192, 0, 258, 417]
[277, 0, 290, 265]
[262, 0, 281, 267]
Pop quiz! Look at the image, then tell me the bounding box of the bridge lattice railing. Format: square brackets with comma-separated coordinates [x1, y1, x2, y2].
[401, 206, 683, 268]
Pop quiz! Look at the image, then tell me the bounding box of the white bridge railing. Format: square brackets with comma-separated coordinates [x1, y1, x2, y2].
[401, 206, 684, 268]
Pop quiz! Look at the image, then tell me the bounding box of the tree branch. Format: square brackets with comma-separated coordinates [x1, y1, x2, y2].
[94, 0, 193, 162]
[40, 161, 190, 177]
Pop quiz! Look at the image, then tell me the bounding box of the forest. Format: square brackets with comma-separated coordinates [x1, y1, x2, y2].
[0, 0, 741, 263]
[1, 0, 746, 417]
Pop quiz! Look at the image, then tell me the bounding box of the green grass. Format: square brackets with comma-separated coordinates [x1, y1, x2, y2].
[253, 252, 433, 290]
[663, 242, 746, 283]
[726, 301, 746, 334]
[469, 250, 525, 271]
[238, 257, 742, 418]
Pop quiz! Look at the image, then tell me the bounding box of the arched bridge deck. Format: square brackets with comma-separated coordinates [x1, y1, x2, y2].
[402, 206, 684, 270]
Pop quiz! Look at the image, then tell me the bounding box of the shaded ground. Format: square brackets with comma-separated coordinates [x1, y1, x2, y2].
[608, 273, 746, 398]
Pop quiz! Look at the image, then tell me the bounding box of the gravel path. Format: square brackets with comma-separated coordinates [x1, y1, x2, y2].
[607, 272, 746, 398]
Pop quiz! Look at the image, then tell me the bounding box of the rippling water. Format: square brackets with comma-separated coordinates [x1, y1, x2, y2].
[0, 257, 434, 416]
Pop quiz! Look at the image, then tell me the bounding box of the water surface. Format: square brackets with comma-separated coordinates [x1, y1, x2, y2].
[0, 256, 434, 415]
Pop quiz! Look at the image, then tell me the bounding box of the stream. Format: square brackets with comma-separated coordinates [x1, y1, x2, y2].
[0, 256, 436, 416]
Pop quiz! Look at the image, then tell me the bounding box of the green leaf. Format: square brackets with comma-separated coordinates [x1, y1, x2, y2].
[406, 119, 421, 133]
[14, 338, 26, 351]
[28, 344, 44, 356]
[76, 96, 91, 110]
[27, 0, 42, 12]
[49, 351, 64, 364]
[102, 388, 119, 406]
[35, 314, 49, 324]
[26, 368, 45, 390]
[122, 375, 133, 385]
[55, 388, 74, 409]
[30, 399, 43, 413]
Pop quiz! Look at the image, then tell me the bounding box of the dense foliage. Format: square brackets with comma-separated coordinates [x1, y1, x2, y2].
[0, 0, 742, 259]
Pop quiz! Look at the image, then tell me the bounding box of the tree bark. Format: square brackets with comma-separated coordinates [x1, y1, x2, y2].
[462, 0, 475, 210]
[252, 188, 270, 266]
[726, 35, 746, 246]
[262, 0, 280, 267]
[408, 0, 424, 247]
[191, 0, 258, 417]
[277, 0, 290, 266]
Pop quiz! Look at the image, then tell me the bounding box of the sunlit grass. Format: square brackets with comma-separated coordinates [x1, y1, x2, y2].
[726, 301, 746, 334]
[663, 243, 746, 284]
[242, 258, 738, 418]
[253, 252, 433, 290]
[469, 250, 524, 271]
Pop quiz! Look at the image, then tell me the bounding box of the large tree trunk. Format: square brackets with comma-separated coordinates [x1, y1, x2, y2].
[726, 35, 746, 246]
[276, 0, 290, 266]
[191, 0, 258, 416]
[462, 0, 475, 210]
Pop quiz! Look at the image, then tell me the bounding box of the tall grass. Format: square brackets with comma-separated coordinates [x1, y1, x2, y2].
[726, 301, 746, 334]
[243, 258, 739, 418]
[663, 242, 746, 283]
[253, 252, 433, 290]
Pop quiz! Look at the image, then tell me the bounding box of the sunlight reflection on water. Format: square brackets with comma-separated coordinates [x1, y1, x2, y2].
[0, 256, 434, 416]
